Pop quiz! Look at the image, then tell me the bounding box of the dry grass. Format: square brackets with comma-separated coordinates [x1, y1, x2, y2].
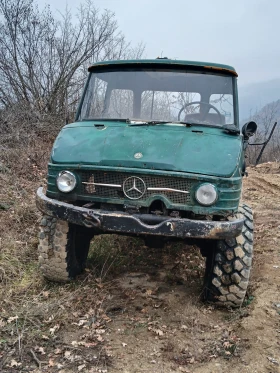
[0, 138, 114, 371]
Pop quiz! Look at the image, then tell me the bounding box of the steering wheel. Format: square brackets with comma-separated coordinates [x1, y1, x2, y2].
[178, 101, 223, 123]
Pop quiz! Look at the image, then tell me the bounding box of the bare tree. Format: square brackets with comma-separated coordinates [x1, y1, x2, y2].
[0, 0, 144, 118]
[0, 0, 144, 146]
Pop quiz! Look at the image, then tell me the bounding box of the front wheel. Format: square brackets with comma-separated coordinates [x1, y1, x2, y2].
[38, 216, 93, 282]
[203, 204, 254, 307]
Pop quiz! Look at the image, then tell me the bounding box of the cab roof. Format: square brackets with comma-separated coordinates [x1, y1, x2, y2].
[88, 59, 237, 77]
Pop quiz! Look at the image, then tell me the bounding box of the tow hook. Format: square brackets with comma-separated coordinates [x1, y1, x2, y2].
[82, 211, 101, 228]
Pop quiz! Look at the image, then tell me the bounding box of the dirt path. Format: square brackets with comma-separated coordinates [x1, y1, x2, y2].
[100, 165, 280, 373]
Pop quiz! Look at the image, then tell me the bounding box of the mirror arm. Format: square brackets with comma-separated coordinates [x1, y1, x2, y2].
[253, 122, 277, 165]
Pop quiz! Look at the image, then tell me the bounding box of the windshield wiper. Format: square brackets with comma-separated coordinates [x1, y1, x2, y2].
[128, 120, 170, 126]
[128, 119, 193, 127]
[83, 118, 239, 133]
[128, 121, 240, 134]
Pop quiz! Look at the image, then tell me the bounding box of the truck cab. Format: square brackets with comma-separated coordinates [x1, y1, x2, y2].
[37, 59, 256, 307]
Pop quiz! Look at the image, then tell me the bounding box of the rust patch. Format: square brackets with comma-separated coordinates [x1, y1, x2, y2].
[203, 65, 238, 76]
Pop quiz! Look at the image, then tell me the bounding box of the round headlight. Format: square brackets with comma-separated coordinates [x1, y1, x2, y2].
[195, 183, 217, 206]
[56, 171, 77, 193]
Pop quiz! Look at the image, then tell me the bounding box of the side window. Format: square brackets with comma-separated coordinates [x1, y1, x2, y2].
[80, 77, 108, 119]
[210, 94, 234, 124]
[107, 89, 133, 118]
[141, 91, 201, 121]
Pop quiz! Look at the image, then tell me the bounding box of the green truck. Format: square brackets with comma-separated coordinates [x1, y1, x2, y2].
[36, 59, 257, 307]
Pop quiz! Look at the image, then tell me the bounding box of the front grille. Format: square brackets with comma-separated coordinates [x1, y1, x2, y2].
[80, 171, 192, 205]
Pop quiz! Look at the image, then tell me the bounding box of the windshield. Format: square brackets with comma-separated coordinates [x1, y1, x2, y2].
[78, 69, 236, 127]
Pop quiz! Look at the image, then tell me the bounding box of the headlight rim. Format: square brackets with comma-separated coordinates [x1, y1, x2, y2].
[56, 170, 77, 193]
[195, 183, 218, 206]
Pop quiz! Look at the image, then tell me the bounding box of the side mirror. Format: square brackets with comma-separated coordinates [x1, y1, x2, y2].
[242, 121, 257, 140]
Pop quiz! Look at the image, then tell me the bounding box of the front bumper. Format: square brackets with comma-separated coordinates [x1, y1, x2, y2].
[36, 187, 244, 239]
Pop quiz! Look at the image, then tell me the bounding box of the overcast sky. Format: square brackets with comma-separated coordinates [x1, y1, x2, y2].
[39, 0, 279, 87]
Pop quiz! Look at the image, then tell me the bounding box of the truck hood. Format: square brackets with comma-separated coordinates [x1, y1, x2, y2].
[51, 123, 242, 177]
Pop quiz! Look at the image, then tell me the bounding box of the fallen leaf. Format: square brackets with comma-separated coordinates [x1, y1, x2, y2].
[7, 316, 18, 323]
[148, 326, 164, 336]
[179, 367, 190, 372]
[54, 348, 62, 354]
[49, 324, 60, 335]
[44, 315, 54, 324]
[72, 341, 86, 347]
[78, 364, 86, 371]
[48, 359, 55, 367]
[96, 329, 106, 334]
[10, 359, 21, 367]
[155, 329, 164, 336]
[101, 314, 111, 322]
[64, 351, 71, 359]
[78, 319, 88, 326]
[36, 346, 46, 355]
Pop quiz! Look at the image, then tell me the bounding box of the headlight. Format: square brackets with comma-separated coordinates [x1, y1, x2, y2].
[195, 183, 217, 206]
[56, 171, 77, 193]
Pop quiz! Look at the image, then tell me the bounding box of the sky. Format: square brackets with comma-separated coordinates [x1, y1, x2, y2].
[38, 0, 279, 87]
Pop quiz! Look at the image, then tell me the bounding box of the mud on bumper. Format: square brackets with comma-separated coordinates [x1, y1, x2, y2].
[36, 187, 244, 239]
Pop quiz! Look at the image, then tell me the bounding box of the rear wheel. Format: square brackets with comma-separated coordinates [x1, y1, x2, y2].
[38, 216, 93, 282]
[203, 204, 253, 307]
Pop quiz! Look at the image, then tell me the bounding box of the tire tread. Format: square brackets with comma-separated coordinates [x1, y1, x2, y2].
[204, 204, 254, 307]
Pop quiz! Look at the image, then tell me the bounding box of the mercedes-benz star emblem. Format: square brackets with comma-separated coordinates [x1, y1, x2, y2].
[123, 176, 146, 200]
[134, 152, 143, 159]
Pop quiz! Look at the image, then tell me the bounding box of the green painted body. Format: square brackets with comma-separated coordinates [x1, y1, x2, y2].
[51, 122, 241, 177]
[46, 59, 244, 217]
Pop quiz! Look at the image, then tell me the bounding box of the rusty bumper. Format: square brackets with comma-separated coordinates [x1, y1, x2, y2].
[36, 187, 244, 239]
